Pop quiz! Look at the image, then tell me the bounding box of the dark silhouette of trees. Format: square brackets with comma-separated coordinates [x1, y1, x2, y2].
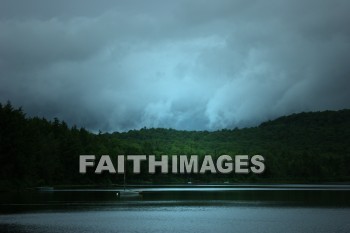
[1, 101, 349, 190]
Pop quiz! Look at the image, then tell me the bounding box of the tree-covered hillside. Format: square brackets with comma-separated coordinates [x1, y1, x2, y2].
[1, 101, 350, 190]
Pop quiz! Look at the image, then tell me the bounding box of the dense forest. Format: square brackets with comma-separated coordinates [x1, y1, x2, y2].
[1, 101, 350, 190]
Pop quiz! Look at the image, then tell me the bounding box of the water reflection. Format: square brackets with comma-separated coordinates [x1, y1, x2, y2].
[0, 185, 350, 233]
[1, 205, 350, 233]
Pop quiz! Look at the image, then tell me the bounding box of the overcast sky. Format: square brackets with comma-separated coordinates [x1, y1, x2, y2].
[1, 0, 350, 132]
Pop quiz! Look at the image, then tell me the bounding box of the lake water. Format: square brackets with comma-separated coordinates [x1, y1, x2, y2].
[1, 185, 350, 233]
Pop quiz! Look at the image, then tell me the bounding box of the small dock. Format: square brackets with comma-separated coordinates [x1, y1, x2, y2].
[115, 190, 141, 198]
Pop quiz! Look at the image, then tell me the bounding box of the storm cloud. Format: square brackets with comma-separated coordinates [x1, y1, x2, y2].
[1, 0, 350, 131]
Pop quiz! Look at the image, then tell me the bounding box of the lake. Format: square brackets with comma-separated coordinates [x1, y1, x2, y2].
[1, 185, 350, 233]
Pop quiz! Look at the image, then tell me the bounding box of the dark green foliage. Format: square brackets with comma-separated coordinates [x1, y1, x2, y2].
[0, 101, 350, 189]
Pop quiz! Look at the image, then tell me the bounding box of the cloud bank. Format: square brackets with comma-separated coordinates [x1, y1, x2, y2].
[1, 0, 350, 131]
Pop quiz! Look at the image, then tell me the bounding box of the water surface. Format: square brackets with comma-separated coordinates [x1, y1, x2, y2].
[1, 185, 350, 233]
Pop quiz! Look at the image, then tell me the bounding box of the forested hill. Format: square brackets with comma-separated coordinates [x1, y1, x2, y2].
[1, 101, 350, 190]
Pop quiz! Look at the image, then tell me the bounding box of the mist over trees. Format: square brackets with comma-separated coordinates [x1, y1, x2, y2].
[1, 101, 350, 190]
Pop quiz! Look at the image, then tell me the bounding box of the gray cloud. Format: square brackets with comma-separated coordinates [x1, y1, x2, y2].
[1, 0, 350, 132]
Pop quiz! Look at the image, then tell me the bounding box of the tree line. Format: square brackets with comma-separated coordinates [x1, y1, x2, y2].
[1, 101, 349, 190]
